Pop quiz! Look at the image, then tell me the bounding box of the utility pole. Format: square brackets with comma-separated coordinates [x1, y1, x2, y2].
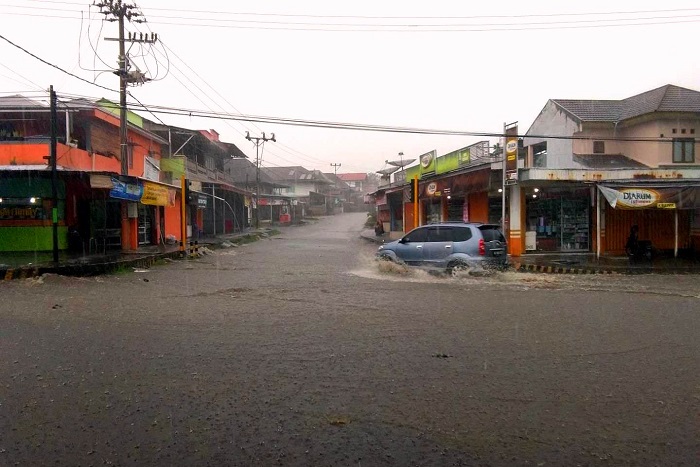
[97, 0, 156, 175]
[97, 0, 157, 249]
[245, 131, 276, 229]
[49, 86, 59, 264]
[330, 163, 341, 176]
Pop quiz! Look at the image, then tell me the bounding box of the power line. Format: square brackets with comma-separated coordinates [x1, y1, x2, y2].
[0, 33, 118, 93]
[22, 1, 700, 20]
[4, 5, 700, 32]
[109, 100, 687, 143]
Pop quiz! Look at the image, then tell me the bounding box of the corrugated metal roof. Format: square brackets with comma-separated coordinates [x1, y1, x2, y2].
[572, 154, 649, 169]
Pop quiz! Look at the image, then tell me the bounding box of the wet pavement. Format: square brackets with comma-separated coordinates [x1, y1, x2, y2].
[360, 229, 700, 274]
[1, 212, 698, 466]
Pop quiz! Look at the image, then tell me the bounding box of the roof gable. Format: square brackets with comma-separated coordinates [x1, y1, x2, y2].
[551, 84, 700, 123]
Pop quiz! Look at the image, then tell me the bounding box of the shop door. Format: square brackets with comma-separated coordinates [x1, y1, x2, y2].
[446, 198, 465, 222]
[560, 199, 589, 251]
[138, 205, 154, 245]
[425, 200, 441, 224]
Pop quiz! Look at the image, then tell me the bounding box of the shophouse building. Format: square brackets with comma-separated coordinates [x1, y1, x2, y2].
[513, 84, 700, 257]
[0, 95, 178, 253]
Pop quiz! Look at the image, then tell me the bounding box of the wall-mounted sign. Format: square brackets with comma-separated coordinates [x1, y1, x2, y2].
[425, 182, 438, 196]
[505, 124, 518, 185]
[143, 156, 160, 182]
[141, 182, 170, 206]
[110, 177, 142, 202]
[0, 205, 44, 220]
[419, 150, 437, 174]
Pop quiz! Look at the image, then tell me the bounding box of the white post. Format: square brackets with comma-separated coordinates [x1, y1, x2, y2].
[596, 188, 601, 259]
[501, 123, 506, 235]
[212, 185, 216, 236]
[65, 109, 70, 146]
[674, 209, 678, 258]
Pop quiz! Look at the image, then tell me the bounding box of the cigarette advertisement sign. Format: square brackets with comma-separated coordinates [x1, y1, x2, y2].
[505, 125, 518, 185]
[599, 185, 700, 209]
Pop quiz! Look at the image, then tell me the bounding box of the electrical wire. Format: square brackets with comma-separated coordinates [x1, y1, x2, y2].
[23, 1, 699, 20]
[0, 63, 45, 91]
[99, 99, 684, 143]
[0, 33, 118, 94]
[4, 4, 700, 32]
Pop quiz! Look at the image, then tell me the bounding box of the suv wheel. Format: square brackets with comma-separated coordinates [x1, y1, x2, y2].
[448, 261, 471, 277]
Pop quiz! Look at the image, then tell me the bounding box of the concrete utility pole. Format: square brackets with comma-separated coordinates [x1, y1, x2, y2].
[330, 163, 341, 176]
[97, 0, 157, 175]
[49, 86, 59, 264]
[245, 131, 276, 229]
[97, 0, 157, 250]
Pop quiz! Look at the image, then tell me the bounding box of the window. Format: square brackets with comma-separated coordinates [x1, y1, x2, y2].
[127, 144, 133, 169]
[673, 138, 695, 163]
[479, 226, 506, 243]
[593, 141, 605, 154]
[427, 226, 452, 242]
[452, 227, 473, 242]
[532, 142, 547, 168]
[204, 156, 215, 170]
[404, 227, 428, 242]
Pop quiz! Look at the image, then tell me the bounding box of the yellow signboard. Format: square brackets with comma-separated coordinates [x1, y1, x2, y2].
[141, 182, 170, 206]
[656, 203, 676, 209]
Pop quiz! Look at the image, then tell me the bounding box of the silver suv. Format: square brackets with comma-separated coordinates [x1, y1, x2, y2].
[376, 223, 508, 275]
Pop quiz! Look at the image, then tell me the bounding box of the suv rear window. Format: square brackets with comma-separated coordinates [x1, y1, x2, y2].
[452, 226, 473, 242]
[478, 226, 506, 242]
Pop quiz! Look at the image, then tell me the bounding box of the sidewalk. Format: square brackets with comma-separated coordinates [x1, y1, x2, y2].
[360, 230, 700, 274]
[0, 227, 280, 280]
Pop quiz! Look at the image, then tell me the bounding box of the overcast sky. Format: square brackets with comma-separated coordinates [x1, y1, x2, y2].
[2, 0, 699, 174]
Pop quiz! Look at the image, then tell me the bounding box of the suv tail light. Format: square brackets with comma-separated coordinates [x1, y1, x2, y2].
[479, 238, 485, 256]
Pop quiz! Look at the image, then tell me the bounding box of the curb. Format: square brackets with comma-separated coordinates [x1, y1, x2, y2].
[511, 262, 616, 275]
[1, 250, 183, 281]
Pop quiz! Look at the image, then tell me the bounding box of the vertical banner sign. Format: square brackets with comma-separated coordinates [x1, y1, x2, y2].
[505, 124, 518, 185]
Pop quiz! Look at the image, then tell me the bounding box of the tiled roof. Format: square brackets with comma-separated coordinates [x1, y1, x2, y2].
[224, 158, 278, 185]
[263, 166, 314, 182]
[337, 173, 367, 181]
[551, 99, 623, 122]
[552, 85, 700, 123]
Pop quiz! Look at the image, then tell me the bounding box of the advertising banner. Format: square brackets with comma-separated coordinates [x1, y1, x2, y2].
[109, 178, 142, 202]
[143, 156, 160, 182]
[457, 147, 471, 166]
[419, 150, 437, 175]
[505, 124, 518, 185]
[0, 204, 44, 220]
[599, 185, 700, 209]
[141, 182, 170, 206]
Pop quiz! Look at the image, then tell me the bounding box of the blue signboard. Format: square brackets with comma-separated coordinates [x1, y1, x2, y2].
[110, 177, 143, 202]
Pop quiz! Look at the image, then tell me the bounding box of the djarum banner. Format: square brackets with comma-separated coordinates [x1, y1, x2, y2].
[599, 185, 700, 209]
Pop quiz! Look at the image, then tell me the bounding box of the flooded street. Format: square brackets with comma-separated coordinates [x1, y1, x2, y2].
[1, 212, 699, 466]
